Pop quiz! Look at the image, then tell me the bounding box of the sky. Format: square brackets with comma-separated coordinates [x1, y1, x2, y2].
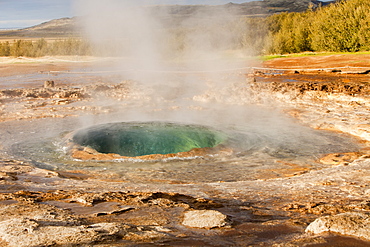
[0, 0, 256, 29]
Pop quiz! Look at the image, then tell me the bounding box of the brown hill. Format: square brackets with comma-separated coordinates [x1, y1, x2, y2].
[0, 17, 81, 38]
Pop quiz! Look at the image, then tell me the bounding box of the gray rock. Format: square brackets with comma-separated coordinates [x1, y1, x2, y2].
[0, 217, 125, 247]
[306, 212, 370, 240]
[182, 210, 228, 229]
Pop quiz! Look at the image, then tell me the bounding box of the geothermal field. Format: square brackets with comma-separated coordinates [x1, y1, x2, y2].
[0, 1, 370, 246]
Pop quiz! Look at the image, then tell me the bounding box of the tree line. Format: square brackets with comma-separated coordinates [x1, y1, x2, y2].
[263, 0, 370, 54]
[168, 0, 370, 55]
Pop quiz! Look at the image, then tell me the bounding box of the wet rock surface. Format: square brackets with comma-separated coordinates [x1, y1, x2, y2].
[0, 156, 369, 245]
[0, 81, 131, 122]
[245, 71, 370, 144]
[0, 55, 369, 246]
[0, 189, 224, 246]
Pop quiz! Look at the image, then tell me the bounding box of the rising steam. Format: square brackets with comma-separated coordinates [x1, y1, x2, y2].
[74, 0, 248, 77]
[73, 0, 259, 128]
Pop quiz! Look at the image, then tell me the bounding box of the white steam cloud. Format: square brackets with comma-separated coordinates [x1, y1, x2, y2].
[75, 0, 248, 72]
[73, 0, 256, 126]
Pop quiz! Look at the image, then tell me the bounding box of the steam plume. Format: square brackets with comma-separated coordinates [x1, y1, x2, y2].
[74, 0, 254, 126]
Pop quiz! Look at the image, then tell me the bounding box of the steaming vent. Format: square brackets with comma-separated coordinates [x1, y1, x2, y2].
[68, 122, 230, 161]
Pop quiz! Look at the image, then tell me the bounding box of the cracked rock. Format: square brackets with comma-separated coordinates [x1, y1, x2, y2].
[306, 212, 370, 240]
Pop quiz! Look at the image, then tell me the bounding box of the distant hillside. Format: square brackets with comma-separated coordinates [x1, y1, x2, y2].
[150, 0, 334, 18]
[0, 17, 82, 38]
[149, 0, 334, 28]
[0, 0, 334, 38]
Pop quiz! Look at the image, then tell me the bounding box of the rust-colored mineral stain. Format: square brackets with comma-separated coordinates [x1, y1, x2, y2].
[71, 145, 233, 161]
[319, 152, 363, 165]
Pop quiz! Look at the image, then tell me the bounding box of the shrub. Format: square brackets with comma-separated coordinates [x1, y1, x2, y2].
[0, 38, 91, 57]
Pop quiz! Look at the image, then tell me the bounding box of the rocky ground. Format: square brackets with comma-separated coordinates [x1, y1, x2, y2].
[0, 54, 369, 246]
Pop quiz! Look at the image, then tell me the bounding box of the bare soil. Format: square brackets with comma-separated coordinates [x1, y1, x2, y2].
[264, 53, 370, 68]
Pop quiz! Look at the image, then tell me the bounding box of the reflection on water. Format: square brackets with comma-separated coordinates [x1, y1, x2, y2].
[0, 67, 123, 89]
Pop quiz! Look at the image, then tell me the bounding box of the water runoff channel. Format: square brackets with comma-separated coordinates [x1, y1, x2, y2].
[0, 66, 364, 184]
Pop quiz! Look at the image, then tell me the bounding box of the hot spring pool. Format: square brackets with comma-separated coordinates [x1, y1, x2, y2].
[70, 122, 228, 159]
[0, 105, 364, 184]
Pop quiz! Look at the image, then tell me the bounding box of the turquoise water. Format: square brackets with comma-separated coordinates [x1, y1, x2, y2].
[72, 122, 227, 157]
